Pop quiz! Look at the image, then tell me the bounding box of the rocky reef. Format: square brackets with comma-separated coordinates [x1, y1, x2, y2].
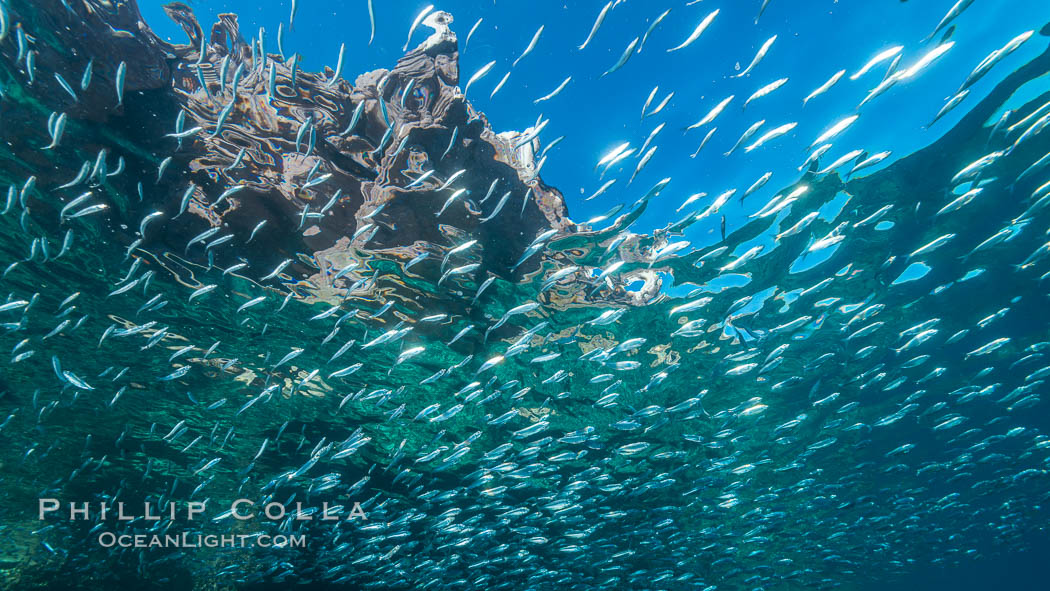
[0, 0, 656, 324]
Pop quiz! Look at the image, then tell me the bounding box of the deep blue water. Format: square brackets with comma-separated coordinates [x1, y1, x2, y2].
[862, 537, 1050, 590]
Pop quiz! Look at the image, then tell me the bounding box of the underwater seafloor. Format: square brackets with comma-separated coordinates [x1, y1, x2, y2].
[0, 0, 1050, 589]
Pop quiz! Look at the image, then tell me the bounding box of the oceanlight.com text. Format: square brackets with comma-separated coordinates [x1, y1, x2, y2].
[97, 532, 307, 549]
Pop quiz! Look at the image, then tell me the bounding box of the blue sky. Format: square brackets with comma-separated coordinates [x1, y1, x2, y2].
[139, 0, 1046, 248]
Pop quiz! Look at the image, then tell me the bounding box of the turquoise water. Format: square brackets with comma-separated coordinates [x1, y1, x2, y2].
[0, 0, 1049, 589]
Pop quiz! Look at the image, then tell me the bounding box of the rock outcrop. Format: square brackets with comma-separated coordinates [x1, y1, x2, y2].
[1, 0, 615, 327]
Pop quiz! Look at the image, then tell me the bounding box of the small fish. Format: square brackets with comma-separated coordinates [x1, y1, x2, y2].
[274, 347, 304, 370]
[481, 191, 513, 223]
[817, 149, 865, 175]
[756, 0, 773, 23]
[0, 300, 29, 314]
[579, 2, 612, 50]
[448, 325, 476, 346]
[403, 5, 435, 51]
[725, 120, 765, 156]
[924, 0, 975, 43]
[490, 72, 511, 99]
[44, 112, 67, 149]
[211, 101, 236, 137]
[687, 95, 734, 130]
[80, 59, 93, 91]
[902, 41, 955, 80]
[803, 70, 846, 106]
[436, 188, 468, 217]
[960, 31, 1034, 92]
[223, 262, 247, 276]
[65, 204, 108, 220]
[734, 35, 777, 78]
[936, 187, 983, 218]
[848, 151, 891, 177]
[742, 172, 773, 200]
[809, 115, 859, 150]
[534, 77, 571, 104]
[641, 87, 659, 120]
[247, 220, 267, 244]
[585, 179, 618, 202]
[405, 252, 429, 273]
[646, 91, 674, 119]
[745, 122, 797, 152]
[851, 46, 904, 80]
[327, 43, 345, 86]
[512, 26, 544, 68]
[54, 73, 77, 101]
[463, 61, 496, 97]
[637, 9, 671, 54]
[188, 284, 217, 302]
[166, 126, 203, 140]
[63, 371, 94, 390]
[965, 337, 1009, 359]
[743, 78, 788, 109]
[629, 146, 657, 185]
[393, 346, 426, 368]
[465, 18, 483, 50]
[329, 363, 364, 379]
[25, 50, 35, 84]
[476, 355, 504, 375]
[600, 37, 640, 78]
[472, 278, 496, 306]
[158, 366, 190, 382]
[908, 233, 956, 259]
[367, 0, 376, 44]
[667, 9, 718, 53]
[115, 61, 126, 106]
[261, 258, 292, 281]
[224, 149, 247, 174]
[441, 240, 478, 273]
[438, 263, 480, 286]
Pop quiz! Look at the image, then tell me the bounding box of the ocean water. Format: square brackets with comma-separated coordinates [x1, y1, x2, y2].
[0, 0, 1049, 589]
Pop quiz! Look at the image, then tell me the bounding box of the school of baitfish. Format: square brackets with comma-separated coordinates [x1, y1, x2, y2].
[1, 0, 1050, 589]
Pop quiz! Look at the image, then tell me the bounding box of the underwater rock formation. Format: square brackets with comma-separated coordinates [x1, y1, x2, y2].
[1, 0, 584, 312]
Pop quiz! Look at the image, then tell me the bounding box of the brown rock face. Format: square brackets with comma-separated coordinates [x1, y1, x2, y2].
[3, 0, 590, 322]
